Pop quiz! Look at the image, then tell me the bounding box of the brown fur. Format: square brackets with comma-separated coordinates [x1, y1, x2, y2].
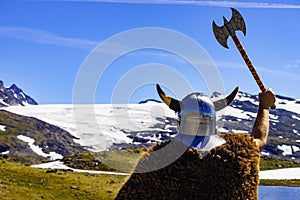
[115, 133, 260, 200]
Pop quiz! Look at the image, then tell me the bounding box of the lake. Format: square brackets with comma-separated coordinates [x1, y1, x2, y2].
[259, 186, 300, 199]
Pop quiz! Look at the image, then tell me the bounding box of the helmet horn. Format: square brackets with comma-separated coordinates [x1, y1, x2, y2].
[213, 86, 239, 111]
[156, 84, 182, 113]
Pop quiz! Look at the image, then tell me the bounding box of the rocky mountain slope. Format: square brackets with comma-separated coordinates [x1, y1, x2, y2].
[120, 92, 300, 160]
[220, 92, 300, 160]
[0, 110, 85, 163]
[0, 80, 37, 107]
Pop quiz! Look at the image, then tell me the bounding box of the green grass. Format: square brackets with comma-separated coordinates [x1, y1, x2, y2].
[260, 179, 300, 187]
[0, 158, 127, 200]
[63, 148, 146, 173]
[93, 148, 146, 173]
[260, 155, 300, 171]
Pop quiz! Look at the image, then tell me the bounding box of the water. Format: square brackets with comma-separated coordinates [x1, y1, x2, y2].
[259, 186, 300, 199]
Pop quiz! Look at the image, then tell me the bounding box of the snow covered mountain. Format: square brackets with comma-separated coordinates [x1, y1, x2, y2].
[0, 80, 38, 107]
[1, 91, 299, 161]
[221, 92, 300, 160]
[0, 110, 85, 163]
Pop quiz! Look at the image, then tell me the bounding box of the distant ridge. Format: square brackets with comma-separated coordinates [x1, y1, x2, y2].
[0, 80, 38, 107]
[138, 99, 161, 104]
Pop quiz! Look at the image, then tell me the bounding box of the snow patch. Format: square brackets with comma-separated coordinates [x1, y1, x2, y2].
[269, 114, 279, 123]
[277, 144, 300, 156]
[18, 135, 34, 143]
[278, 144, 292, 156]
[259, 168, 300, 180]
[223, 106, 255, 120]
[218, 127, 229, 133]
[292, 145, 300, 152]
[17, 135, 63, 160]
[22, 101, 30, 106]
[275, 98, 300, 114]
[0, 99, 9, 106]
[31, 161, 129, 176]
[261, 150, 270, 156]
[238, 95, 259, 106]
[20, 92, 26, 99]
[0, 150, 9, 155]
[269, 114, 278, 120]
[292, 115, 300, 121]
[0, 125, 6, 131]
[231, 129, 249, 134]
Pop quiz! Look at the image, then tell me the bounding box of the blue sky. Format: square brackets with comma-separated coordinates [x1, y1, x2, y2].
[0, 0, 299, 104]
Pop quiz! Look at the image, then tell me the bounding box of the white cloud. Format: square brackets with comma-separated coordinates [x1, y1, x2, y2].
[217, 60, 300, 81]
[256, 66, 300, 81]
[0, 26, 99, 50]
[58, 0, 300, 9]
[0, 26, 202, 60]
[284, 60, 300, 69]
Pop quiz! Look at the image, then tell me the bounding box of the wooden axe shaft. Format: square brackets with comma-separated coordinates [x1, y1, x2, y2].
[231, 34, 266, 93]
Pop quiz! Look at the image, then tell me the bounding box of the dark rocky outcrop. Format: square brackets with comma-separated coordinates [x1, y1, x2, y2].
[0, 110, 85, 163]
[0, 80, 37, 107]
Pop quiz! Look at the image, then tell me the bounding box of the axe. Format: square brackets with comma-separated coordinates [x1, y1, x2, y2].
[212, 8, 275, 109]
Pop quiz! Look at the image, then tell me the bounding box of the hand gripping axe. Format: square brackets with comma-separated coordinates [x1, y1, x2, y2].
[213, 8, 275, 109]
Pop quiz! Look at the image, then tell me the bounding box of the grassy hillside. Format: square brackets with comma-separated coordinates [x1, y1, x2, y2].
[260, 155, 300, 171]
[259, 179, 300, 186]
[62, 148, 146, 173]
[0, 157, 127, 200]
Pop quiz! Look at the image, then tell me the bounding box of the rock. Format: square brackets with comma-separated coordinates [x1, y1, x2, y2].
[0, 144, 9, 153]
[70, 185, 79, 190]
[46, 169, 58, 173]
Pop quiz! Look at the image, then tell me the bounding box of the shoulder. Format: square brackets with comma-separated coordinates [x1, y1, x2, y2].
[214, 133, 260, 161]
[220, 133, 257, 149]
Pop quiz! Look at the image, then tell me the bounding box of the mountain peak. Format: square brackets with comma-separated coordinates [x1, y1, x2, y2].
[9, 83, 20, 91]
[0, 80, 38, 107]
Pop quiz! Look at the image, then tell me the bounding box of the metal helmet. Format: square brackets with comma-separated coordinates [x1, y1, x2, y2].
[156, 84, 239, 136]
[178, 93, 216, 136]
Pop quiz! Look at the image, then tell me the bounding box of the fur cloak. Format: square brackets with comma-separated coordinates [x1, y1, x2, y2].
[115, 133, 260, 200]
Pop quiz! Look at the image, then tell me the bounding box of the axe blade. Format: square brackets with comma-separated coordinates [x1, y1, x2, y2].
[229, 7, 246, 36]
[212, 20, 230, 48]
[212, 7, 246, 49]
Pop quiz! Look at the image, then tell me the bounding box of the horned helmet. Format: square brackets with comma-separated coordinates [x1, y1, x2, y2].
[156, 84, 238, 149]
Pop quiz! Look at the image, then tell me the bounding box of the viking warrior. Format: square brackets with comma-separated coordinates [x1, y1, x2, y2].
[115, 85, 276, 200]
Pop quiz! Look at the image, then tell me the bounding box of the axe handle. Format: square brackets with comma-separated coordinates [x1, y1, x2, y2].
[231, 35, 267, 93]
